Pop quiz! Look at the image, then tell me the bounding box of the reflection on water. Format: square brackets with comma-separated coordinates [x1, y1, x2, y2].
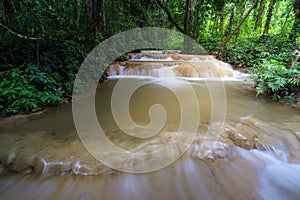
[1, 52, 300, 199]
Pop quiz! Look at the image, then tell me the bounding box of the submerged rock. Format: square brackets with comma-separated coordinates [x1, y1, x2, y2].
[188, 141, 229, 160]
[225, 127, 255, 149]
[173, 63, 199, 77]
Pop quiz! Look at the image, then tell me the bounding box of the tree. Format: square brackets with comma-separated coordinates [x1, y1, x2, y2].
[289, 0, 300, 42]
[192, 0, 204, 39]
[254, 0, 265, 31]
[225, 5, 235, 37]
[235, 0, 247, 39]
[261, 0, 276, 40]
[156, 0, 196, 51]
[156, 0, 185, 33]
[184, 0, 192, 36]
[82, 0, 102, 51]
[218, 0, 258, 56]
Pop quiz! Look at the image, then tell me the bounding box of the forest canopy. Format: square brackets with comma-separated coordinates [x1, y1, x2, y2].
[0, 0, 300, 116]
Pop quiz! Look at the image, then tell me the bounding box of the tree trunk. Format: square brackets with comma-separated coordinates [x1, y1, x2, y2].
[74, 0, 81, 29]
[254, 0, 265, 32]
[156, 0, 184, 33]
[219, 6, 225, 36]
[2, 0, 12, 28]
[183, 0, 192, 51]
[287, 40, 300, 68]
[156, 0, 195, 51]
[184, 0, 192, 35]
[193, 0, 203, 39]
[102, 0, 110, 39]
[261, 0, 275, 40]
[235, 0, 247, 39]
[225, 6, 235, 37]
[218, 0, 258, 57]
[82, 0, 102, 51]
[289, 0, 300, 42]
[274, 3, 293, 47]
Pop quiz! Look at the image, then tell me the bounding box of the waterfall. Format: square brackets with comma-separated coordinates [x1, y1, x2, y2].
[108, 50, 248, 80]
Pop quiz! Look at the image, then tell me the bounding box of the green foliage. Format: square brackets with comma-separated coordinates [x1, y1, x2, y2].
[200, 37, 222, 55]
[0, 0, 299, 116]
[222, 39, 259, 67]
[0, 68, 64, 116]
[251, 59, 300, 103]
[216, 35, 294, 69]
[0, 38, 85, 116]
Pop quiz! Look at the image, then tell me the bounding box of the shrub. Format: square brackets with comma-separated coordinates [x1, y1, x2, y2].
[0, 67, 64, 116]
[251, 59, 300, 104]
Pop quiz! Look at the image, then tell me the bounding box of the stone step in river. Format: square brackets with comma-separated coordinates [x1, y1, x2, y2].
[0, 50, 300, 200]
[109, 51, 246, 79]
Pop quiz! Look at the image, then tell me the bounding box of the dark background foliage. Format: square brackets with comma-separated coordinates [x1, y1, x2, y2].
[1, 0, 299, 116]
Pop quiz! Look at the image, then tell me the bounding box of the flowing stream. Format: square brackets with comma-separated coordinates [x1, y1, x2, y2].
[1, 51, 300, 199]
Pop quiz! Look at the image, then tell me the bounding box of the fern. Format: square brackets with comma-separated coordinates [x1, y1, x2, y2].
[251, 59, 300, 104]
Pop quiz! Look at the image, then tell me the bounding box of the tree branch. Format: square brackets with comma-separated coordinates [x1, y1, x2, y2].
[0, 22, 44, 40]
[20, 0, 45, 37]
[1, 0, 9, 28]
[2, 60, 27, 74]
[218, 0, 258, 57]
[184, 0, 191, 34]
[156, 0, 185, 33]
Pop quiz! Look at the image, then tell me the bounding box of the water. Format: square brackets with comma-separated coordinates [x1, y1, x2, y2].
[111, 53, 243, 79]
[0, 51, 300, 199]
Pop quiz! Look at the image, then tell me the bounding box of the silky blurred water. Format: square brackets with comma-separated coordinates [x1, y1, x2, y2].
[1, 52, 300, 199]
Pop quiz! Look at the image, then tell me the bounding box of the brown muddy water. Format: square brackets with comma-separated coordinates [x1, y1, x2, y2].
[1, 51, 300, 200]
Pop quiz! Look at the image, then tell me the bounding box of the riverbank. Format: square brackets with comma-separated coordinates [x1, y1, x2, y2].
[1, 51, 299, 123]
